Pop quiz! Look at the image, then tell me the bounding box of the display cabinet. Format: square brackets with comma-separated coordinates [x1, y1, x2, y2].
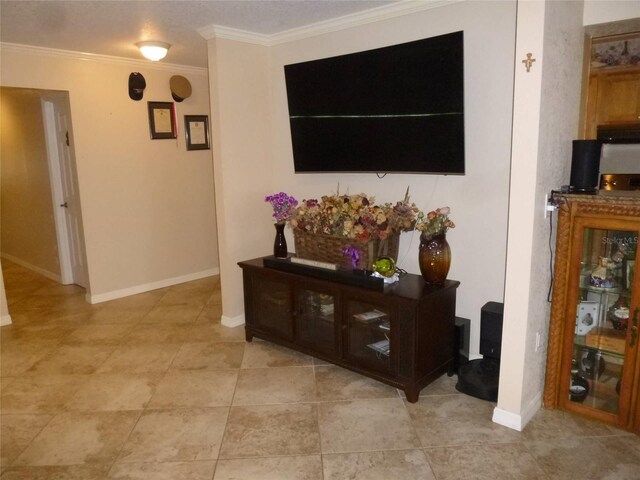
[545, 194, 640, 432]
[239, 256, 459, 402]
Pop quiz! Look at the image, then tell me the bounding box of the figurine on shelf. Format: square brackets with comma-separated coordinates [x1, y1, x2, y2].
[590, 257, 616, 288]
[580, 349, 606, 379]
[612, 241, 631, 264]
[608, 297, 630, 330]
[570, 373, 590, 402]
[570, 358, 590, 402]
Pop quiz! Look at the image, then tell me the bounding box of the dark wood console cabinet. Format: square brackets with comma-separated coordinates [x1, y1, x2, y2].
[239, 256, 460, 402]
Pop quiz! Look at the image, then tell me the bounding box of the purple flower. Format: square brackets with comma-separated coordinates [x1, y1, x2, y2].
[265, 192, 298, 223]
[342, 246, 361, 269]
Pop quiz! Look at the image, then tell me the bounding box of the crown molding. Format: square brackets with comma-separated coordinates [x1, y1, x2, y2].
[198, 0, 466, 46]
[197, 25, 273, 46]
[0, 42, 208, 76]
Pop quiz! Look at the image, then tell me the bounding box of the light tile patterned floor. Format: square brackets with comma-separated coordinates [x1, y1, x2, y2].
[1, 259, 639, 479]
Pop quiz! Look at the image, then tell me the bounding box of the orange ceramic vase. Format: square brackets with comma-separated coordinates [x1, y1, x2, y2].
[418, 233, 451, 284]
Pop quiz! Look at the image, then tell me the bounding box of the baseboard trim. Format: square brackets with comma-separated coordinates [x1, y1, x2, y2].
[222, 313, 245, 328]
[0, 253, 62, 283]
[521, 390, 543, 427]
[0, 314, 12, 326]
[492, 391, 542, 431]
[87, 268, 220, 304]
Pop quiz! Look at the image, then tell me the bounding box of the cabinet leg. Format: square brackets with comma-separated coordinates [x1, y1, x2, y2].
[447, 362, 455, 377]
[245, 331, 253, 342]
[404, 387, 419, 403]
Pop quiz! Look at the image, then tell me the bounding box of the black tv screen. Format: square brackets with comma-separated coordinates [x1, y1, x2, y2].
[284, 31, 465, 174]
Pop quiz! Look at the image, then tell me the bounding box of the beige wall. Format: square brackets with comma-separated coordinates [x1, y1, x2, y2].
[583, 0, 640, 25]
[1, 87, 61, 279]
[208, 38, 274, 324]
[208, 1, 517, 343]
[497, 0, 585, 430]
[523, 0, 585, 412]
[496, 0, 638, 430]
[1, 46, 219, 301]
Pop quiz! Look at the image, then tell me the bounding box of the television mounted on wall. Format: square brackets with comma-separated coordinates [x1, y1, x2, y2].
[284, 31, 465, 175]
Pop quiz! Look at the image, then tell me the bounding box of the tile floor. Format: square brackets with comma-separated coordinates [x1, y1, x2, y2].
[1, 259, 639, 479]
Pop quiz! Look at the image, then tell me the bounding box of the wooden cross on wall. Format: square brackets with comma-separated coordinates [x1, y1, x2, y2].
[522, 53, 536, 73]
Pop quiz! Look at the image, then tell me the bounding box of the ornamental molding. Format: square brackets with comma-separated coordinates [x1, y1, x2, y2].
[198, 0, 466, 45]
[0, 42, 208, 76]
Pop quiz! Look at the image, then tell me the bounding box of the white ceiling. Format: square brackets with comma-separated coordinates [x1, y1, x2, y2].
[0, 0, 398, 68]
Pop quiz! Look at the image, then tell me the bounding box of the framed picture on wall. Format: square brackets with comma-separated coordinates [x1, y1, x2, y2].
[184, 115, 210, 150]
[147, 101, 176, 139]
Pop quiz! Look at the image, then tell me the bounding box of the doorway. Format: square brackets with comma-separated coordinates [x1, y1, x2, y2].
[0, 87, 88, 292]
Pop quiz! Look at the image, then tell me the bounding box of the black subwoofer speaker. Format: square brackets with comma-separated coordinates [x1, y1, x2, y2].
[569, 140, 601, 194]
[480, 301, 504, 360]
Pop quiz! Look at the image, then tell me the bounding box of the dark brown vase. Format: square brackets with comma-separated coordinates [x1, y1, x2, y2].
[273, 223, 288, 258]
[419, 233, 451, 284]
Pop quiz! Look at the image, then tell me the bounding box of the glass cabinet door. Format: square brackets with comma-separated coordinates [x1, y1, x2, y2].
[251, 274, 293, 340]
[345, 299, 394, 375]
[570, 227, 637, 416]
[295, 288, 339, 356]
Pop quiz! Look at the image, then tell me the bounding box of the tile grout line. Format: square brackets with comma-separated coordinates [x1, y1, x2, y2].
[315, 386, 326, 480]
[310, 360, 327, 480]
[520, 438, 555, 480]
[2, 411, 56, 468]
[209, 313, 245, 479]
[103, 281, 215, 477]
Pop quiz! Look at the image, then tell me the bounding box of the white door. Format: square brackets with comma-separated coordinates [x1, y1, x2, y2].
[42, 97, 87, 287]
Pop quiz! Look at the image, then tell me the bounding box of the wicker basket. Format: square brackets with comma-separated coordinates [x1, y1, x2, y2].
[293, 230, 400, 269]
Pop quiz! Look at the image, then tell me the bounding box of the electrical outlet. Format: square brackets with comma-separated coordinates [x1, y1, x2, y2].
[544, 194, 556, 219]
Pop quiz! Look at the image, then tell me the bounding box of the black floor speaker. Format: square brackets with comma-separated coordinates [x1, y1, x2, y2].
[479, 301, 504, 360]
[456, 302, 504, 402]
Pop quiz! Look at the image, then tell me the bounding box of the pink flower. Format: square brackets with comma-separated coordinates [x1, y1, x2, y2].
[283, 192, 422, 239]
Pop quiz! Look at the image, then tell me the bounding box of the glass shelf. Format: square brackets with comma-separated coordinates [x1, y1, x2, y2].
[574, 334, 625, 359]
[579, 285, 625, 295]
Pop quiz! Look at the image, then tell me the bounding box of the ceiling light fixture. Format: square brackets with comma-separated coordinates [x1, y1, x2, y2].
[136, 41, 170, 61]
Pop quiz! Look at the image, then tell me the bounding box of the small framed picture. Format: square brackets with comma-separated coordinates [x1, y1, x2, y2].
[147, 101, 176, 139]
[576, 301, 599, 336]
[624, 259, 635, 290]
[184, 115, 210, 150]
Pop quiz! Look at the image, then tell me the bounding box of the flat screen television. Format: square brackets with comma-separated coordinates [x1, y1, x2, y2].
[284, 31, 465, 175]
